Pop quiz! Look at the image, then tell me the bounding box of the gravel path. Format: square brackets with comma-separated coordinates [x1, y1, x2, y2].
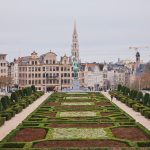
[101, 91, 150, 131]
[0, 92, 52, 141]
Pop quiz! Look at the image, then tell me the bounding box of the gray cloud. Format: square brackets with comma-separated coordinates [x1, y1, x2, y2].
[0, 0, 150, 62]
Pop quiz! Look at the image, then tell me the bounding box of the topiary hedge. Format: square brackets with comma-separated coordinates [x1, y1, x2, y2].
[0, 88, 44, 127]
[0, 117, 5, 126]
[144, 111, 150, 119]
[110, 90, 150, 119]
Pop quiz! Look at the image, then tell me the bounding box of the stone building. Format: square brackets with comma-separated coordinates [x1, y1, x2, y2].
[18, 51, 73, 91]
[0, 54, 8, 92]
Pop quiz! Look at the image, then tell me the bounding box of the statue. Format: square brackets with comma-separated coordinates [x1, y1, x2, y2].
[72, 58, 79, 79]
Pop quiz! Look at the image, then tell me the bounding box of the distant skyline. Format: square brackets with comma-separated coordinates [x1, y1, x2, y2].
[0, 0, 150, 63]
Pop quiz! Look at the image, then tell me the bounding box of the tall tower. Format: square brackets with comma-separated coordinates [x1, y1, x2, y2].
[136, 51, 140, 69]
[71, 21, 80, 62]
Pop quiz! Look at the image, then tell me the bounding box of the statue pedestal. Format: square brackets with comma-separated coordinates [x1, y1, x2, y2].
[72, 78, 80, 90]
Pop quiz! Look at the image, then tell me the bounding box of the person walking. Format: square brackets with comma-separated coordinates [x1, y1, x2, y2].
[111, 95, 113, 101]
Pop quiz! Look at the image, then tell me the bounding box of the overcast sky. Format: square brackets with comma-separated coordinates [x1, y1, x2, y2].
[0, 0, 150, 63]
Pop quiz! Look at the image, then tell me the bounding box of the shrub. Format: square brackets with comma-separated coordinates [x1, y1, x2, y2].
[126, 100, 136, 108]
[143, 93, 149, 106]
[0, 100, 4, 111]
[125, 87, 130, 96]
[136, 91, 143, 102]
[117, 84, 122, 91]
[6, 109, 16, 117]
[1, 97, 9, 110]
[1, 112, 12, 120]
[18, 90, 24, 97]
[132, 104, 145, 112]
[23, 88, 28, 96]
[137, 141, 150, 147]
[11, 92, 18, 102]
[12, 105, 23, 114]
[140, 107, 150, 115]
[0, 143, 25, 148]
[19, 102, 27, 108]
[31, 85, 36, 93]
[144, 111, 150, 119]
[27, 87, 32, 96]
[0, 117, 5, 126]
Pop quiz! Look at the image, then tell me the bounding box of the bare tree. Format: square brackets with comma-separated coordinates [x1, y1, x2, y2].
[0, 76, 13, 92]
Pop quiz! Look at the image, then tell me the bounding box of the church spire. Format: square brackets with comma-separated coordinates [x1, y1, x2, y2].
[71, 21, 79, 62]
[73, 20, 77, 34]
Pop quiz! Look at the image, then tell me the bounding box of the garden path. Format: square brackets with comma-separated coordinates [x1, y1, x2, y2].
[101, 91, 150, 130]
[0, 92, 52, 141]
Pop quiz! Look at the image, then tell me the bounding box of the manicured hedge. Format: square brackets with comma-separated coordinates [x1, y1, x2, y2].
[117, 84, 150, 106]
[0, 117, 5, 126]
[109, 90, 150, 119]
[1, 92, 150, 149]
[0, 86, 44, 127]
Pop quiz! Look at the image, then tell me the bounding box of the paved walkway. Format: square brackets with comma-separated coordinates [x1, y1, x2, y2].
[0, 92, 52, 141]
[101, 91, 150, 131]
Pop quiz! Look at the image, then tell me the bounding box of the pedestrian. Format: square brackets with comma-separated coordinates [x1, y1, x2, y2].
[111, 95, 113, 101]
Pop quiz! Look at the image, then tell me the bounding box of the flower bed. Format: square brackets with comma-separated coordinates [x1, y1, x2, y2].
[61, 102, 94, 106]
[59, 111, 97, 117]
[53, 128, 108, 139]
[1, 92, 150, 149]
[33, 140, 129, 148]
[10, 128, 47, 142]
[111, 127, 150, 141]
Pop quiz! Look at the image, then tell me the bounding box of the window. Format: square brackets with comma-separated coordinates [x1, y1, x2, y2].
[50, 66, 52, 71]
[29, 80, 31, 84]
[46, 60, 48, 64]
[32, 80, 34, 84]
[32, 61, 34, 65]
[56, 67, 59, 71]
[32, 74, 34, 78]
[64, 73, 67, 77]
[43, 67, 45, 71]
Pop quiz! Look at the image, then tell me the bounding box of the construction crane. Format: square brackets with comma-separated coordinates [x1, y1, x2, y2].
[129, 46, 149, 52]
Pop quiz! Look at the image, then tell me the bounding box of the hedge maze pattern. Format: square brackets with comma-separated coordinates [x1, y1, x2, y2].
[0, 92, 150, 149]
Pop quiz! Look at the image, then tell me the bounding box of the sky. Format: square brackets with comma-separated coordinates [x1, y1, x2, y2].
[0, 0, 150, 63]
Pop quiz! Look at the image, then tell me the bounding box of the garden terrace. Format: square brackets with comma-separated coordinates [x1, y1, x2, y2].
[0, 85, 44, 126]
[0, 92, 150, 149]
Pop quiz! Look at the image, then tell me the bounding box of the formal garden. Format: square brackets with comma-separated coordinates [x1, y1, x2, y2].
[0, 85, 44, 126]
[109, 84, 150, 119]
[0, 92, 150, 149]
